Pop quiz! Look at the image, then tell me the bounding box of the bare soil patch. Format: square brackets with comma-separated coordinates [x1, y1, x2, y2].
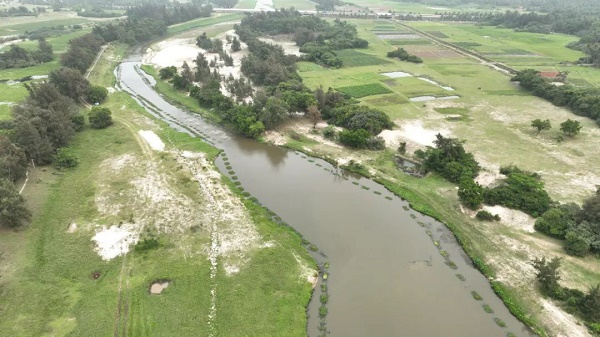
[150, 281, 170, 294]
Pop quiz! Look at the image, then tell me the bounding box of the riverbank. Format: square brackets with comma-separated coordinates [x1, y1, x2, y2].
[0, 40, 316, 336]
[139, 25, 600, 337]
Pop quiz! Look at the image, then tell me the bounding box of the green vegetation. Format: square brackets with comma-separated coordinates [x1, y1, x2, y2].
[476, 210, 500, 221]
[471, 291, 483, 301]
[0, 178, 30, 227]
[88, 107, 113, 129]
[336, 49, 391, 67]
[336, 83, 392, 98]
[386, 47, 423, 63]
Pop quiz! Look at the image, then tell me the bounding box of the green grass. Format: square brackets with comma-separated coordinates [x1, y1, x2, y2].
[389, 39, 431, 45]
[0, 18, 91, 36]
[235, 0, 257, 8]
[0, 104, 11, 120]
[336, 49, 391, 67]
[426, 31, 449, 38]
[273, 0, 316, 10]
[167, 14, 244, 35]
[297, 61, 325, 72]
[14, 29, 91, 53]
[336, 83, 392, 98]
[392, 77, 450, 97]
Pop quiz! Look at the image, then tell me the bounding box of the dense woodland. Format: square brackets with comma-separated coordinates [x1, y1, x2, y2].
[0, 5, 45, 17]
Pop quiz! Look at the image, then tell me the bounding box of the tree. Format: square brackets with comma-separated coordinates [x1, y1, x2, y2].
[531, 119, 551, 133]
[261, 97, 289, 129]
[307, 105, 321, 128]
[0, 178, 31, 228]
[88, 85, 108, 104]
[88, 107, 112, 129]
[532, 256, 562, 297]
[159, 66, 177, 79]
[0, 136, 28, 182]
[338, 129, 371, 148]
[33, 37, 54, 63]
[580, 284, 600, 322]
[560, 119, 582, 136]
[534, 207, 573, 239]
[49, 67, 91, 101]
[231, 36, 241, 52]
[458, 179, 484, 210]
[564, 231, 590, 256]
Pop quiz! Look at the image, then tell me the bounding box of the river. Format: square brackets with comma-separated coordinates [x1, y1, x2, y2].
[117, 57, 537, 337]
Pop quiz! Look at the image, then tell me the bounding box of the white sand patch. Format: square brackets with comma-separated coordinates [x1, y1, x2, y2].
[144, 38, 205, 68]
[67, 223, 77, 233]
[264, 130, 286, 146]
[293, 252, 318, 286]
[138, 130, 165, 152]
[382, 71, 412, 78]
[539, 298, 590, 337]
[475, 170, 506, 188]
[107, 87, 116, 94]
[92, 223, 140, 260]
[255, 0, 274, 11]
[482, 205, 535, 233]
[396, 121, 450, 146]
[101, 153, 136, 171]
[258, 37, 303, 56]
[378, 129, 403, 148]
[150, 281, 170, 294]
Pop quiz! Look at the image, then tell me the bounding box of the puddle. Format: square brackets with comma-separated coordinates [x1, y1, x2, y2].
[382, 71, 412, 78]
[409, 95, 459, 102]
[417, 77, 454, 91]
[150, 281, 170, 294]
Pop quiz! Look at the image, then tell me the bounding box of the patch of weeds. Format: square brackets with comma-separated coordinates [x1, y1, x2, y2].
[493, 317, 506, 328]
[361, 185, 370, 190]
[455, 274, 466, 281]
[320, 294, 328, 304]
[316, 163, 322, 167]
[322, 272, 328, 280]
[374, 191, 382, 195]
[249, 197, 259, 203]
[385, 196, 392, 200]
[440, 250, 448, 257]
[483, 304, 494, 313]
[433, 240, 440, 247]
[471, 291, 483, 301]
[402, 205, 409, 211]
[238, 187, 245, 192]
[426, 230, 433, 236]
[409, 214, 416, 219]
[308, 159, 315, 163]
[323, 262, 330, 269]
[352, 181, 359, 185]
[309, 244, 318, 252]
[301, 156, 307, 159]
[302, 238, 310, 245]
[242, 191, 251, 197]
[321, 284, 328, 292]
[225, 165, 232, 170]
[506, 333, 516, 337]
[231, 175, 238, 180]
[319, 305, 328, 317]
[446, 261, 458, 269]
[233, 181, 241, 186]
[135, 237, 160, 252]
[228, 170, 235, 175]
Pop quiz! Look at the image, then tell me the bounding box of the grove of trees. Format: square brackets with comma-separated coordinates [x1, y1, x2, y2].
[0, 38, 54, 70]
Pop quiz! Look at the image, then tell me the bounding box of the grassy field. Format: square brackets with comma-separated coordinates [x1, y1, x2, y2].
[10, 29, 91, 53]
[235, 0, 257, 9]
[167, 14, 243, 35]
[0, 17, 91, 36]
[286, 18, 600, 336]
[348, 0, 517, 13]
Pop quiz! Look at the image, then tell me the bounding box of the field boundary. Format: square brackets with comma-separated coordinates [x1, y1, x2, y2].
[396, 21, 518, 75]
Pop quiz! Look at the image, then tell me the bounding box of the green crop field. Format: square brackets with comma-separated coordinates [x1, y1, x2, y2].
[337, 82, 392, 98]
[167, 14, 244, 34]
[297, 61, 325, 72]
[336, 49, 391, 67]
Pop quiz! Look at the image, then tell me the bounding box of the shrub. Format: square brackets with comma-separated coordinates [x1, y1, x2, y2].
[534, 207, 573, 239]
[135, 237, 160, 251]
[0, 178, 31, 228]
[459, 179, 484, 210]
[476, 210, 498, 221]
[366, 136, 385, 150]
[88, 85, 108, 104]
[564, 231, 590, 256]
[88, 107, 113, 129]
[53, 147, 78, 169]
[71, 114, 85, 131]
[338, 128, 370, 148]
[323, 126, 336, 139]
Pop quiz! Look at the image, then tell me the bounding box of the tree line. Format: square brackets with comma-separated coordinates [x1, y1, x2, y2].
[0, 38, 54, 70]
[0, 27, 114, 229]
[512, 69, 600, 126]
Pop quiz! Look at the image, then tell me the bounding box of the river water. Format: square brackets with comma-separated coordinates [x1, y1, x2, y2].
[117, 58, 536, 337]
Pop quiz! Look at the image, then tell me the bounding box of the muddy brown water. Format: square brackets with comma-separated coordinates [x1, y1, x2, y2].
[117, 59, 537, 337]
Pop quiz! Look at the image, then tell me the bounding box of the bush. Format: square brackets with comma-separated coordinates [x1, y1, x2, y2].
[87, 85, 108, 104]
[458, 179, 484, 210]
[484, 171, 552, 217]
[338, 129, 370, 148]
[564, 231, 590, 256]
[135, 237, 160, 252]
[88, 107, 113, 129]
[476, 210, 500, 221]
[534, 207, 573, 239]
[366, 136, 385, 150]
[323, 126, 336, 139]
[0, 178, 31, 228]
[53, 147, 78, 169]
[71, 114, 85, 131]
